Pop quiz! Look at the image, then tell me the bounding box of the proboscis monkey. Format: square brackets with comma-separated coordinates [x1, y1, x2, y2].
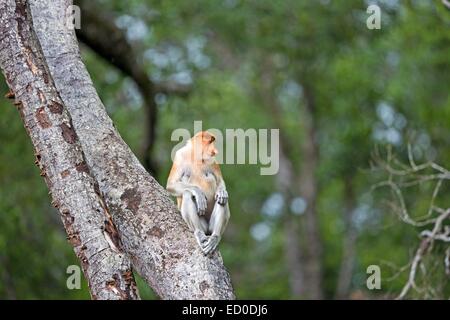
[166, 131, 230, 255]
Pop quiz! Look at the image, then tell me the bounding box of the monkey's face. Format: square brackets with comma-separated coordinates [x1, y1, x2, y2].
[192, 131, 218, 163]
[203, 139, 218, 160]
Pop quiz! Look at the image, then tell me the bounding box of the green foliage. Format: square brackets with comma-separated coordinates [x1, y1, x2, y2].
[1, 0, 450, 299]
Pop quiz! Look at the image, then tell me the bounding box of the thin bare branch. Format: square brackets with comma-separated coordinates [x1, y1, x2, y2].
[374, 145, 450, 299]
[396, 209, 450, 299]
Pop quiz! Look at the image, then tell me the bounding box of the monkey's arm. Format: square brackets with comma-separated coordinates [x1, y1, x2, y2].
[212, 163, 228, 206]
[166, 164, 208, 215]
[203, 164, 230, 254]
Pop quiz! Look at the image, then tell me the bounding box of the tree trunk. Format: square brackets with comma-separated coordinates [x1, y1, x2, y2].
[299, 84, 323, 299]
[283, 210, 304, 298]
[29, 0, 234, 299]
[278, 143, 304, 297]
[259, 59, 306, 298]
[335, 179, 357, 299]
[0, 0, 139, 300]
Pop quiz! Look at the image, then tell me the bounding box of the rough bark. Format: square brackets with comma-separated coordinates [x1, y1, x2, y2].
[299, 84, 324, 299]
[0, 0, 139, 300]
[30, 0, 234, 299]
[74, 0, 190, 175]
[335, 180, 357, 299]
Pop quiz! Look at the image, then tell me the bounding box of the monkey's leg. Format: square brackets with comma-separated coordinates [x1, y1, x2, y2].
[180, 191, 208, 247]
[202, 202, 230, 255]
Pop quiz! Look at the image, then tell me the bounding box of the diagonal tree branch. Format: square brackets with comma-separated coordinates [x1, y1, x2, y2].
[443, 0, 450, 10]
[0, 0, 139, 300]
[30, 0, 234, 299]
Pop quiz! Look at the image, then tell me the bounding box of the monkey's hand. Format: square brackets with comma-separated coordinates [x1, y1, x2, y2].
[190, 187, 208, 216]
[202, 235, 221, 255]
[214, 188, 228, 206]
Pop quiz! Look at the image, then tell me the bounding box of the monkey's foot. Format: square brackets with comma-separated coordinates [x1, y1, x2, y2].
[194, 230, 208, 248]
[201, 235, 220, 255]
